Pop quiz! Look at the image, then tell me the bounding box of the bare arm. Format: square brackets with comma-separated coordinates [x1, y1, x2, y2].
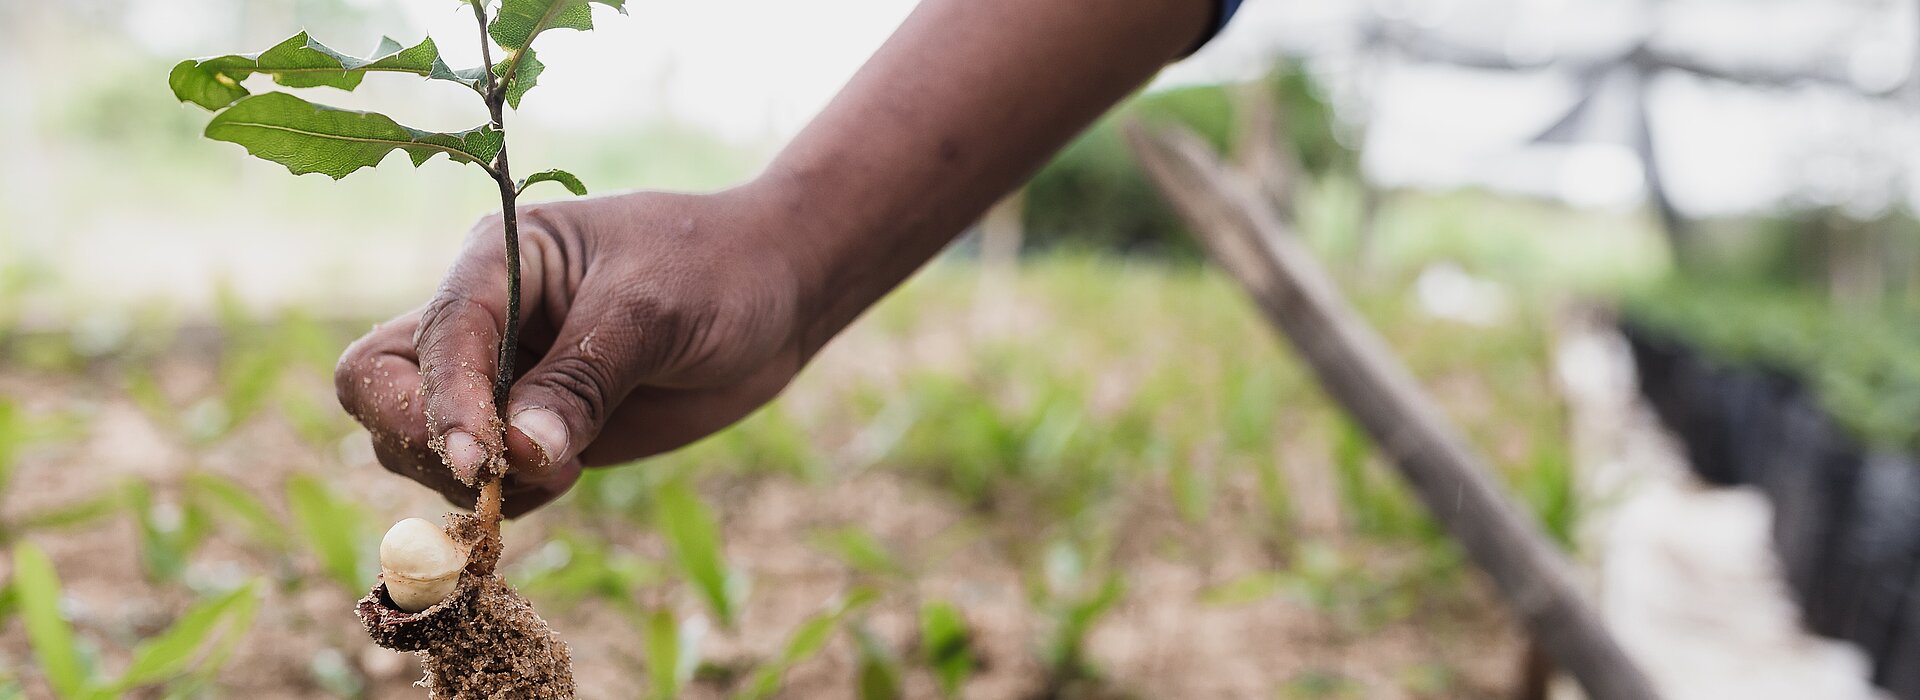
[337, 0, 1216, 513]
[765, 0, 1213, 355]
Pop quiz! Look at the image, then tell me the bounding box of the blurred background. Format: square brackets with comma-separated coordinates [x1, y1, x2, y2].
[5, 0, 1920, 697]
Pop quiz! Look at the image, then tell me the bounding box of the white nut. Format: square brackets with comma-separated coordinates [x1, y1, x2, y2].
[379, 517, 468, 612]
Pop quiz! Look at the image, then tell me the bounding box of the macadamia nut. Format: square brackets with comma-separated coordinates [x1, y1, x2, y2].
[380, 517, 469, 612]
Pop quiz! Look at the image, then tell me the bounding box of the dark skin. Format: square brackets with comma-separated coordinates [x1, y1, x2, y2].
[335, 0, 1215, 515]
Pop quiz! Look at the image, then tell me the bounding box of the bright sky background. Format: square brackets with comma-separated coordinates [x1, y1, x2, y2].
[11, 0, 1915, 310]
[98, 0, 1920, 219]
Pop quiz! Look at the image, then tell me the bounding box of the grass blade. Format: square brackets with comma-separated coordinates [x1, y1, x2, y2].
[13, 544, 89, 699]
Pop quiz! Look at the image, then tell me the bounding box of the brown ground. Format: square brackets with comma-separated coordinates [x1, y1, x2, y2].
[0, 352, 1522, 699]
[0, 267, 1535, 698]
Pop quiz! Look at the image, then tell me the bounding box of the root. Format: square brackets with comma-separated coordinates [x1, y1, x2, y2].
[359, 565, 573, 698]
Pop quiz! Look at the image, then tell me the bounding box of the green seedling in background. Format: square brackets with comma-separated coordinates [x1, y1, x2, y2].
[0, 400, 117, 546]
[918, 600, 976, 699]
[286, 474, 380, 594]
[852, 622, 906, 700]
[733, 589, 878, 700]
[656, 476, 746, 629]
[13, 543, 258, 699]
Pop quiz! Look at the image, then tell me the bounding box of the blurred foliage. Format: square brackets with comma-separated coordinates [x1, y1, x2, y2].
[1023, 61, 1352, 257]
[1625, 277, 1920, 452]
[12, 543, 258, 699]
[0, 245, 1594, 695]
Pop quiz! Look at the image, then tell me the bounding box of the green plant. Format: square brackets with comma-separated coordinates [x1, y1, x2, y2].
[656, 477, 746, 628]
[918, 600, 975, 699]
[170, 0, 618, 562]
[126, 482, 212, 585]
[734, 589, 878, 700]
[0, 400, 117, 546]
[852, 622, 906, 700]
[643, 606, 706, 700]
[1032, 539, 1125, 686]
[170, 2, 628, 689]
[286, 473, 379, 594]
[12, 543, 258, 699]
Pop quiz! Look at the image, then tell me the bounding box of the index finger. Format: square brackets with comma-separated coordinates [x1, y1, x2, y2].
[336, 310, 467, 497]
[414, 223, 516, 486]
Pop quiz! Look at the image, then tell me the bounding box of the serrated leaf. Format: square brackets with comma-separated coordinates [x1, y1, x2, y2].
[206, 93, 500, 179]
[116, 583, 258, 689]
[496, 49, 545, 109]
[517, 168, 586, 196]
[489, 0, 625, 52]
[171, 32, 473, 111]
[13, 544, 87, 700]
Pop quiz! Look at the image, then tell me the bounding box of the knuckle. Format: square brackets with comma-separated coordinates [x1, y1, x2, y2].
[469, 212, 507, 237]
[533, 354, 618, 427]
[334, 336, 382, 419]
[334, 342, 368, 405]
[417, 295, 497, 350]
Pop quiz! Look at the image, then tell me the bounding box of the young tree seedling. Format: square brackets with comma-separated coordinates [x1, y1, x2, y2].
[170, 1, 621, 695]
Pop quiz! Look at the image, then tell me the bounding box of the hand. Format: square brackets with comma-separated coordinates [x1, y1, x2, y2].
[336, 186, 808, 516]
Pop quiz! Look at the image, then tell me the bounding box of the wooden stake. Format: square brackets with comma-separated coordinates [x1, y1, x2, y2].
[1125, 123, 1660, 700]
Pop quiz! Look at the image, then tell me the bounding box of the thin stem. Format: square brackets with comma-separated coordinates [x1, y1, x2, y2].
[491, 155, 521, 415]
[472, 1, 499, 97]
[469, 0, 518, 552]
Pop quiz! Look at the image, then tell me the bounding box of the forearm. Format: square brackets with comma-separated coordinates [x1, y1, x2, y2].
[758, 0, 1213, 355]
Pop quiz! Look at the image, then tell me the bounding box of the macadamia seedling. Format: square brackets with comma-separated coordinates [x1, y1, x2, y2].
[380, 518, 468, 612]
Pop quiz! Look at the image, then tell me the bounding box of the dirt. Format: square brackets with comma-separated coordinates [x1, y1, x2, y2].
[0, 346, 1523, 699]
[359, 572, 573, 698]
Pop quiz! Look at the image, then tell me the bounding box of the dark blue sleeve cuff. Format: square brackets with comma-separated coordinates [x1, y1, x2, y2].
[1187, 0, 1244, 54]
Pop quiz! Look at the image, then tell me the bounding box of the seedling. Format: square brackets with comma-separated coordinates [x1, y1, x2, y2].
[169, 0, 623, 694]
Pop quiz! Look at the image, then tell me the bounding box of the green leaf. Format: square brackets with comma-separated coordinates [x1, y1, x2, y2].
[733, 590, 875, 700]
[852, 624, 903, 700]
[0, 580, 17, 623]
[496, 49, 545, 109]
[116, 582, 258, 689]
[170, 32, 473, 111]
[919, 601, 972, 698]
[517, 168, 587, 196]
[185, 474, 287, 551]
[14, 544, 88, 699]
[644, 608, 681, 700]
[287, 475, 374, 592]
[809, 528, 902, 578]
[127, 483, 210, 584]
[15, 492, 124, 533]
[489, 0, 626, 52]
[0, 398, 19, 496]
[206, 93, 500, 179]
[655, 479, 741, 627]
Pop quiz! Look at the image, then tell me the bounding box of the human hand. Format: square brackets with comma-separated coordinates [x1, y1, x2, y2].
[336, 186, 809, 516]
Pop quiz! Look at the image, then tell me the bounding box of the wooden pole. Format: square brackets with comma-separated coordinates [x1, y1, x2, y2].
[1125, 123, 1661, 700]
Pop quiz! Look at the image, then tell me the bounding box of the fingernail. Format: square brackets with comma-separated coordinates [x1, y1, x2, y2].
[511, 408, 569, 468]
[444, 431, 486, 483]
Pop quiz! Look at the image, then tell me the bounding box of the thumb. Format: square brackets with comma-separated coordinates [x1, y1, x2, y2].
[502, 305, 648, 477]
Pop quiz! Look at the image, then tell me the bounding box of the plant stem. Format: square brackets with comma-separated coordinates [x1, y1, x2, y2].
[470, 0, 517, 554]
